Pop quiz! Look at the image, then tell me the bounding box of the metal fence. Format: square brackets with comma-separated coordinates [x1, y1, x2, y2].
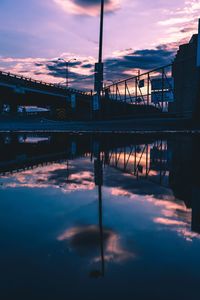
[103, 64, 174, 112]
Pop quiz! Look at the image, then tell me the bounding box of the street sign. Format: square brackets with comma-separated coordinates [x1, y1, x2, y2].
[138, 79, 145, 88]
[152, 91, 174, 103]
[71, 141, 77, 156]
[94, 62, 104, 92]
[71, 94, 76, 109]
[93, 94, 100, 111]
[93, 141, 100, 157]
[151, 78, 174, 91]
[94, 159, 103, 186]
[66, 95, 70, 103]
[105, 88, 110, 99]
[14, 86, 25, 94]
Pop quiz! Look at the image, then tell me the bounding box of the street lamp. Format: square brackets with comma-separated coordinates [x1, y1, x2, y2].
[58, 58, 76, 88]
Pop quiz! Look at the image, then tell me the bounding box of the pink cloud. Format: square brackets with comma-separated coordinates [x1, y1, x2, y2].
[153, 217, 186, 226]
[158, 0, 200, 45]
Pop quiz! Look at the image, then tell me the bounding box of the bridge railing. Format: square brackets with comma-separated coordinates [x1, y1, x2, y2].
[0, 70, 90, 96]
[103, 64, 174, 112]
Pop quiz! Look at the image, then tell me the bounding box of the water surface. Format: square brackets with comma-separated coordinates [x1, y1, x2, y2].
[0, 133, 200, 300]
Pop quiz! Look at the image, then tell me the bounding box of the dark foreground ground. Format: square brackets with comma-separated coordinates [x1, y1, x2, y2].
[0, 116, 196, 133]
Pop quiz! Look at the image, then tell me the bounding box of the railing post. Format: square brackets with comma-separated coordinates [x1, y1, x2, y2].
[147, 73, 150, 106]
[146, 144, 149, 178]
[161, 67, 165, 112]
[125, 81, 127, 103]
[135, 77, 138, 104]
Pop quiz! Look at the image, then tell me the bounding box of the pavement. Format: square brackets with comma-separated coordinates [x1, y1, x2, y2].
[0, 115, 196, 133]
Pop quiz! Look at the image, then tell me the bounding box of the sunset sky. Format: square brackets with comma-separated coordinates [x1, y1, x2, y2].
[0, 0, 199, 89]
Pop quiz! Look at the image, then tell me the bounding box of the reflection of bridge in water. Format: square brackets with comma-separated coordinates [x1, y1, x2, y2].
[0, 133, 158, 175]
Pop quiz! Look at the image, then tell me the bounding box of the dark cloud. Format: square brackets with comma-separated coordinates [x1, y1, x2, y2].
[74, 0, 111, 7]
[180, 27, 195, 33]
[38, 44, 175, 89]
[40, 59, 94, 89]
[35, 63, 43, 67]
[106, 46, 174, 71]
[104, 45, 175, 81]
[81, 63, 93, 69]
[55, 0, 119, 16]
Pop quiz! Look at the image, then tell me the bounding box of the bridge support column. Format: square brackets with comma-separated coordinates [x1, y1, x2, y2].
[49, 106, 56, 118]
[10, 103, 18, 114]
[0, 100, 3, 114]
[192, 187, 200, 234]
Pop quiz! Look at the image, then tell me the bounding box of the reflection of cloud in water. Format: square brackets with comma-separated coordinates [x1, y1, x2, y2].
[104, 167, 174, 200]
[0, 161, 94, 192]
[1, 157, 199, 242]
[110, 186, 200, 242]
[148, 197, 200, 242]
[66, 172, 94, 191]
[148, 197, 198, 241]
[154, 218, 186, 226]
[58, 225, 134, 264]
[111, 187, 132, 198]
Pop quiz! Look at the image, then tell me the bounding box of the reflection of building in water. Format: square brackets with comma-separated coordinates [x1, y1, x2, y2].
[101, 137, 200, 236]
[150, 141, 171, 171]
[192, 188, 200, 234]
[169, 136, 200, 234]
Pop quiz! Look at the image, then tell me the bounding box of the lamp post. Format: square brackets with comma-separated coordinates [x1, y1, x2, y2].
[99, 0, 104, 65]
[94, 0, 104, 95]
[58, 58, 76, 88]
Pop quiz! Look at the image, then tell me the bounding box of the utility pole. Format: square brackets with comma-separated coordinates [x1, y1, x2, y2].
[94, 0, 104, 115]
[99, 0, 104, 64]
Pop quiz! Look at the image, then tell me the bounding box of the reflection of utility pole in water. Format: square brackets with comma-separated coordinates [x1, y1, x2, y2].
[90, 150, 105, 278]
[98, 174, 105, 277]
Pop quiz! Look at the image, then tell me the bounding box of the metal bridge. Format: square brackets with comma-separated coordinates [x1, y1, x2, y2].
[0, 63, 174, 119]
[0, 70, 91, 117]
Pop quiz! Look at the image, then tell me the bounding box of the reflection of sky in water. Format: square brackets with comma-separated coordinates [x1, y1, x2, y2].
[1, 151, 200, 299]
[1, 137, 200, 299]
[0, 155, 199, 247]
[0, 159, 95, 191]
